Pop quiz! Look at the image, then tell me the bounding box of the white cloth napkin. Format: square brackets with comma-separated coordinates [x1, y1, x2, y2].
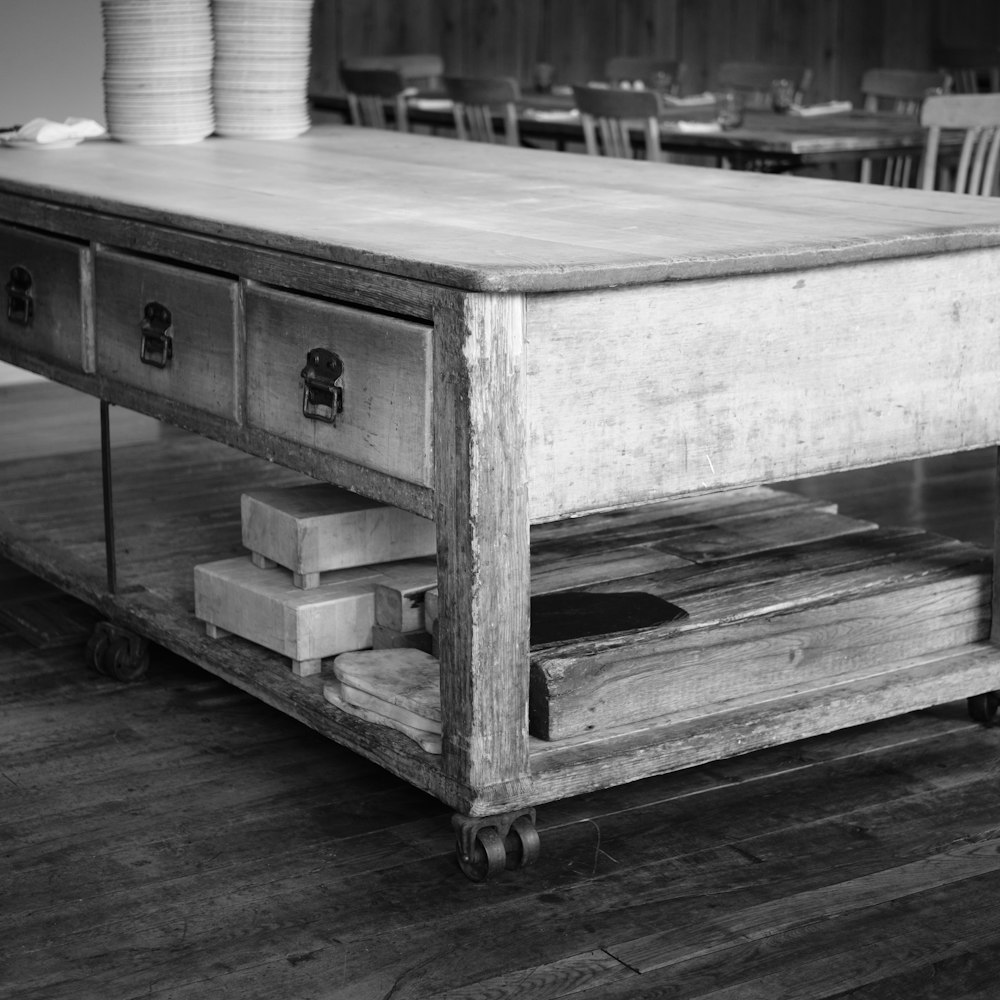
[666, 120, 723, 134]
[787, 101, 853, 117]
[661, 92, 717, 108]
[1, 117, 106, 147]
[522, 108, 580, 122]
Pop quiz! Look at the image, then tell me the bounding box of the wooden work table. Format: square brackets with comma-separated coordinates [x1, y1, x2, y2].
[2, 124, 1000, 876]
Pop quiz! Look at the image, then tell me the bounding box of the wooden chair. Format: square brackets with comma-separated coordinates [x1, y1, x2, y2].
[859, 67, 952, 186]
[604, 56, 686, 95]
[934, 46, 1000, 94]
[340, 53, 444, 91]
[919, 92, 1000, 196]
[339, 65, 410, 131]
[715, 61, 814, 109]
[571, 84, 662, 162]
[443, 76, 521, 146]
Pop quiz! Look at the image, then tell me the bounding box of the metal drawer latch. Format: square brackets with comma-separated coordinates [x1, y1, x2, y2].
[300, 348, 344, 424]
[6, 266, 33, 327]
[139, 302, 173, 368]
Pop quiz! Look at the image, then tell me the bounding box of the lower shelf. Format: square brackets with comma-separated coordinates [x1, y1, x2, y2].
[1, 384, 998, 817]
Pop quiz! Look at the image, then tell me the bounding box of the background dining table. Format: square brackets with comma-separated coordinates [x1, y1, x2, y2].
[310, 88, 941, 174]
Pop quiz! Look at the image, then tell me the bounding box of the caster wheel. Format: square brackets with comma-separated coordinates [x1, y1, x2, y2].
[85, 623, 150, 682]
[85, 627, 111, 675]
[504, 816, 541, 870]
[967, 692, 1000, 726]
[105, 634, 150, 682]
[456, 827, 506, 882]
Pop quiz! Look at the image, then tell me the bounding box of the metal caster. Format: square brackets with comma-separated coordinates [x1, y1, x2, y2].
[86, 622, 150, 682]
[967, 691, 1000, 726]
[452, 807, 539, 882]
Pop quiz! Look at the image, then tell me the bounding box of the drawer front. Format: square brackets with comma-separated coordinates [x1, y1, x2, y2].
[95, 249, 239, 419]
[245, 285, 432, 486]
[0, 223, 87, 371]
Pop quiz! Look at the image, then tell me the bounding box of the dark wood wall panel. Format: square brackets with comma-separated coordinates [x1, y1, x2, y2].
[310, 0, 1000, 103]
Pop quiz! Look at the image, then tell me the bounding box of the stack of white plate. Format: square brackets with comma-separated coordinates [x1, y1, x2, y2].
[101, 0, 214, 145]
[212, 0, 314, 140]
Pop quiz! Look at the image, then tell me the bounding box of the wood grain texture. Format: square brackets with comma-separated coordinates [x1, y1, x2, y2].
[244, 282, 433, 487]
[5, 543, 1000, 998]
[527, 247, 1000, 517]
[310, 0, 990, 111]
[193, 557, 383, 663]
[531, 528, 991, 740]
[0, 222, 86, 373]
[433, 289, 532, 809]
[95, 248, 241, 421]
[373, 561, 439, 632]
[241, 484, 436, 577]
[3, 128, 1000, 294]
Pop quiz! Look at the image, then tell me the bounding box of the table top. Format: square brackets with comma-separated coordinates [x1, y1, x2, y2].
[2, 124, 1000, 294]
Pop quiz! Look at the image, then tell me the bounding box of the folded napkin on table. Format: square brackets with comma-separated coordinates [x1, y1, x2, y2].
[0, 117, 106, 147]
[407, 97, 454, 112]
[661, 92, 717, 108]
[522, 108, 580, 122]
[787, 101, 853, 117]
[664, 120, 723, 134]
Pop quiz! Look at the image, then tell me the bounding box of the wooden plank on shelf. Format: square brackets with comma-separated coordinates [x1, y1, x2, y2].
[527, 642, 1000, 800]
[530, 528, 991, 740]
[528, 485, 866, 592]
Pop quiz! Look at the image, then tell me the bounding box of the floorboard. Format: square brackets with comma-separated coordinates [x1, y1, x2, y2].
[2, 383, 1000, 998]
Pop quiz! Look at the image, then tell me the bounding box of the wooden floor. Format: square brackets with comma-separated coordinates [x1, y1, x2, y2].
[3, 383, 1000, 999]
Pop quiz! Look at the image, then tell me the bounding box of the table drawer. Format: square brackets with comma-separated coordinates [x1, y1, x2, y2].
[245, 284, 432, 486]
[0, 223, 87, 371]
[95, 249, 239, 420]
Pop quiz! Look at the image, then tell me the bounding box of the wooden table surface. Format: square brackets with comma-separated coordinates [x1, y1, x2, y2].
[2, 124, 1000, 294]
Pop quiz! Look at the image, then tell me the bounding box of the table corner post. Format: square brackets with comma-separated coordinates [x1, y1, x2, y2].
[432, 288, 532, 809]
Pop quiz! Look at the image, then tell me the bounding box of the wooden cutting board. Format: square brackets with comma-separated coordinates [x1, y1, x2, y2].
[241, 483, 436, 586]
[331, 648, 441, 723]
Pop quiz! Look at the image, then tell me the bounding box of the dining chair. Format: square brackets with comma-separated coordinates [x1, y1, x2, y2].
[604, 56, 687, 95]
[339, 65, 410, 131]
[919, 92, 1000, 196]
[715, 61, 814, 109]
[859, 67, 952, 186]
[933, 46, 1000, 94]
[571, 84, 663, 161]
[442, 75, 521, 146]
[340, 53, 445, 91]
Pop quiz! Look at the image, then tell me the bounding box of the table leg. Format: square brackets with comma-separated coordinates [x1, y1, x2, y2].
[433, 290, 531, 814]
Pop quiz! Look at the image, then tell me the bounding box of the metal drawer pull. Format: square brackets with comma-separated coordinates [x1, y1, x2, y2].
[300, 347, 344, 424]
[139, 302, 173, 368]
[6, 266, 33, 327]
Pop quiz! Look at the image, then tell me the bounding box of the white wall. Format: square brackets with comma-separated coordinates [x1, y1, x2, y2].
[0, 0, 105, 126]
[1, 0, 104, 383]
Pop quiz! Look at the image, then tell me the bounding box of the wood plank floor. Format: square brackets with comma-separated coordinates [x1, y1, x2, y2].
[3, 383, 1000, 999]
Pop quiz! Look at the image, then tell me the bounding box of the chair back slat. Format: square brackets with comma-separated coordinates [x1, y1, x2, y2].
[716, 62, 814, 107]
[920, 92, 1000, 195]
[341, 53, 444, 91]
[572, 85, 662, 161]
[859, 68, 952, 185]
[443, 76, 521, 146]
[861, 68, 952, 115]
[340, 65, 409, 131]
[934, 46, 1000, 94]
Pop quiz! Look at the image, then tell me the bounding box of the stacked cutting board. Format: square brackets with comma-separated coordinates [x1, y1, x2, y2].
[194, 484, 439, 676]
[195, 483, 993, 759]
